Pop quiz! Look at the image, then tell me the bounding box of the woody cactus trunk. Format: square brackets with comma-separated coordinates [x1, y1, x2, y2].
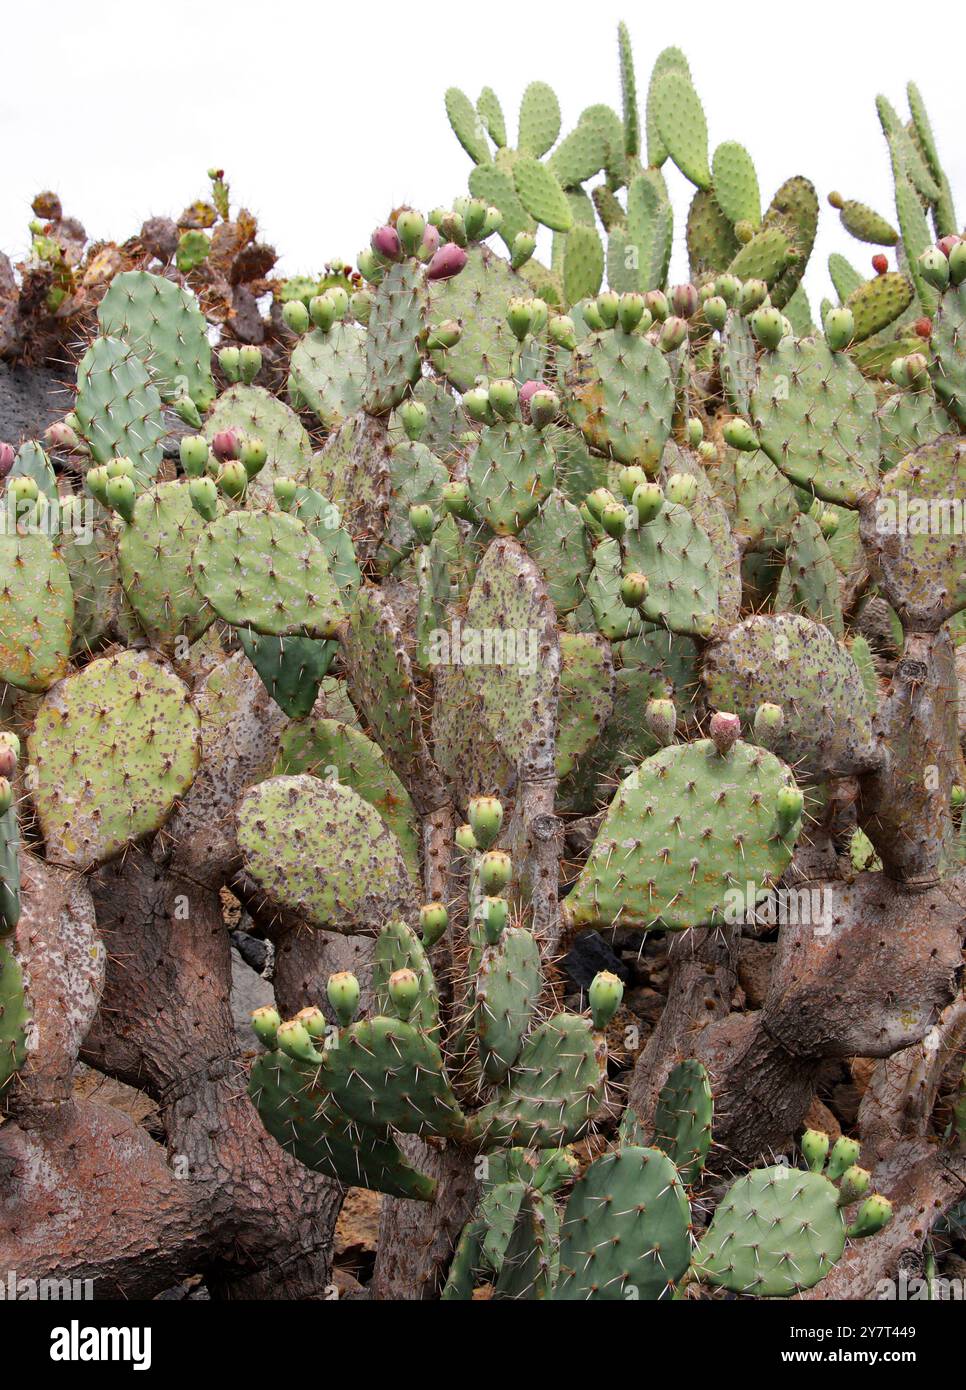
[0, 28, 963, 1300]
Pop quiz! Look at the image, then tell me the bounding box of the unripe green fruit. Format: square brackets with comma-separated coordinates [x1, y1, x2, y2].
[350, 289, 372, 325]
[86, 466, 111, 505]
[240, 437, 268, 477]
[618, 465, 648, 501]
[585, 487, 617, 522]
[948, 240, 966, 286]
[441, 480, 474, 520]
[600, 501, 629, 538]
[686, 419, 704, 447]
[463, 200, 488, 240]
[644, 697, 676, 746]
[919, 245, 950, 292]
[468, 795, 503, 849]
[620, 571, 649, 608]
[751, 306, 785, 350]
[617, 292, 647, 333]
[310, 294, 338, 333]
[273, 478, 298, 510]
[219, 346, 241, 382]
[801, 1128, 830, 1173]
[397, 209, 426, 255]
[251, 1006, 281, 1048]
[218, 461, 248, 499]
[427, 319, 461, 350]
[409, 503, 435, 545]
[189, 476, 219, 521]
[327, 971, 361, 1027]
[357, 248, 382, 283]
[658, 316, 687, 352]
[388, 968, 421, 1021]
[481, 895, 509, 945]
[106, 474, 136, 522]
[282, 299, 310, 334]
[180, 435, 210, 477]
[595, 291, 620, 328]
[399, 400, 428, 441]
[826, 1135, 861, 1181]
[665, 473, 698, 507]
[837, 1165, 871, 1206]
[738, 279, 768, 314]
[703, 295, 728, 332]
[644, 289, 668, 322]
[582, 300, 605, 331]
[714, 274, 741, 306]
[510, 232, 537, 270]
[697, 440, 717, 462]
[455, 823, 478, 853]
[723, 417, 759, 452]
[0, 778, 12, 815]
[528, 389, 558, 430]
[463, 387, 493, 424]
[825, 306, 855, 351]
[588, 970, 623, 1029]
[632, 481, 664, 524]
[753, 702, 784, 746]
[488, 378, 519, 421]
[479, 849, 512, 894]
[776, 785, 804, 829]
[238, 345, 262, 384]
[8, 476, 38, 504]
[276, 1018, 317, 1063]
[507, 296, 535, 341]
[951, 784, 966, 810]
[847, 1194, 892, 1239]
[548, 315, 576, 350]
[106, 457, 136, 479]
[419, 902, 449, 946]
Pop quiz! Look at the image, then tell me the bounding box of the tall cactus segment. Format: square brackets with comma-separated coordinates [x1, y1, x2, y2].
[97, 270, 215, 412]
[0, 531, 73, 691]
[74, 336, 166, 479]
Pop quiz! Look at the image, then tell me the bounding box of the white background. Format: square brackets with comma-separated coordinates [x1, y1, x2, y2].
[3, 0, 963, 309]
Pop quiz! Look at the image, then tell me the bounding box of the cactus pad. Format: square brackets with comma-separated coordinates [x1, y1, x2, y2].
[118, 480, 217, 648]
[0, 531, 73, 692]
[97, 270, 214, 409]
[204, 385, 311, 499]
[475, 926, 543, 1084]
[652, 1059, 713, 1186]
[74, 336, 166, 479]
[567, 328, 674, 470]
[467, 422, 556, 536]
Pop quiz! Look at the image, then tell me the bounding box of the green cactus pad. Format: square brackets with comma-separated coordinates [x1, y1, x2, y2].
[445, 86, 491, 164]
[712, 141, 760, 227]
[274, 717, 420, 881]
[238, 630, 335, 720]
[567, 328, 674, 470]
[0, 531, 73, 692]
[0, 938, 27, 1095]
[467, 421, 556, 536]
[719, 311, 758, 417]
[549, 123, 609, 190]
[117, 480, 217, 649]
[556, 632, 614, 778]
[518, 81, 561, 158]
[652, 1059, 713, 1186]
[702, 613, 876, 780]
[625, 173, 674, 294]
[523, 491, 592, 617]
[431, 662, 516, 807]
[645, 47, 689, 167]
[475, 926, 543, 1084]
[477, 87, 507, 149]
[428, 245, 521, 392]
[652, 69, 710, 189]
[468, 1013, 606, 1148]
[305, 412, 392, 563]
[204, 385, 311, 499]
[752, 337, 880, 505]
[562, 225, 605, 305]
[288, 322, 366, 429]
[364, 259, 429, 416]
[836, 199, 898, 246]
[12, 441, 57, 499]
[556, 1146, 691, 1300]
[74, 336, 166, 479]
[759, 177, 818, 309]
[250, 1047, 436, 1200]
[464, 537, 560, 778]
[29, 650, 200, 869]
[829, 253, 864, 304]
[61, 519, 124, 655]
[623, 502, 721, 638]
[877, 387, 950, 471]
[375, 440, 448, 573]
[845, 273, 914, 343]
[511, 157, 572, 234]
[192, 510, 344, 638]
[493, 1187, 558, 1300]
[930, 282, 966, 426]
[775, 512, 845, 638]
[566, 737, 800, 931]
[0, 807, 20, 935]
[584, 537, 643, 642]
[867, 436, 966, 628]
[468, 163, 536, 251]
[695, 1166, 846, 1296]
[686, 189, 739, 280]
[97, 270, 214, 409]
[236, 773, 417, 931]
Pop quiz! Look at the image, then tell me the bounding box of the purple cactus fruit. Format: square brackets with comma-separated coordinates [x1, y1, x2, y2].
[426, 243, 467, 281]
[671, 283, 699, 319]
[370, 224, 402, 261]
[0, 443, 14, 479]
[709, 711, 741, 756]
[518, 380, 541, 423]
[211, 428, 241, 462]
[0, 746, 17, 779]
[420, 223, 441, 257]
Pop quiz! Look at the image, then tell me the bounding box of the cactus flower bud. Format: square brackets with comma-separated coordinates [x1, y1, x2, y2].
[388, 968, 421, 1021]
[250, 1005, 281, 1048]
[468, 795, 503, 849]
[481, 895, 509, 944]
[847, 1194, 892, 1239]
[837, 1165, 871, 1206]
[776, 784, 805, 829]
[632, 481, 664, 524]
[644, 698, 676, 747]
[327, 971, 361, 1027]
[282, 299, 310, 334]
[588, 971, 624, 1029]
[665, 473, 698, 508]
[408, 503, 435, 545]
[826, 1135, 861, 1181]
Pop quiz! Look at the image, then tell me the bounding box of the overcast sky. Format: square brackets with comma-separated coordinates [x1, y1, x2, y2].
[4, 0, 963, 313]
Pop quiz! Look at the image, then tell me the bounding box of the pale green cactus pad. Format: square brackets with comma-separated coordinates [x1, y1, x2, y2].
[118, 480, 218, 649]
[28, 650, 201, 869]
[0, 531, 73, 692]
[97, 270, 215, 409]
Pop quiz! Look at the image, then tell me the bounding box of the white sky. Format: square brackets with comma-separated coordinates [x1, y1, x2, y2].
[3, 0, 963, 313]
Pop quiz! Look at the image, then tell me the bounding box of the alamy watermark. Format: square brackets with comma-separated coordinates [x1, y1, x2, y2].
[0, 493, 95, 546]
[722, 880, 828, 929]
[876, 491, 966, 535]
[425, 619, 539, 671]
[0, 1269, 93, 1299]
